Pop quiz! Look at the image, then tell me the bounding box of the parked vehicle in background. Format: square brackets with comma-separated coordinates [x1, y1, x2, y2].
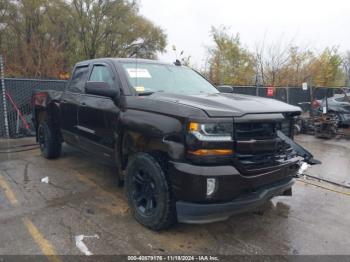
[315, 92, 350, 127]
[32, 58, 319, 230]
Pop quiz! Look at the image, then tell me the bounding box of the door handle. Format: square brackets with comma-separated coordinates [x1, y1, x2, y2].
[81, 102, 87, 106]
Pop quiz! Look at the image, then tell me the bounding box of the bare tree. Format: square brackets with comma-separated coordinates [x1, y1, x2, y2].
[344, 51, 350, 87]
[254, 37, 293, 86]
[254, 41, 266, 86]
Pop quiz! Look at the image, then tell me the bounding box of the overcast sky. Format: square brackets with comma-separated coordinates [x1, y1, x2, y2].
[139, 0, 349, 69]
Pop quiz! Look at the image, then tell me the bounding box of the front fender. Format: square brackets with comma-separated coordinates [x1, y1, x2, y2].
[120, 110, 186, 166]
[122, 131, 185, 161]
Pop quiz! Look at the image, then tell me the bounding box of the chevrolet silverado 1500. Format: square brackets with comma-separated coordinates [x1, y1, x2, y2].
[32, 58, 318, 230]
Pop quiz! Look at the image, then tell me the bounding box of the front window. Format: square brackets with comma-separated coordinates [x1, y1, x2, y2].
[68, 65, 89, 93]
[121, 62, 219, 95]
[89, 65, 114, 87]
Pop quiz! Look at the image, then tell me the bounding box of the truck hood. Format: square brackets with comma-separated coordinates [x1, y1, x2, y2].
[149, 92, 301, 117]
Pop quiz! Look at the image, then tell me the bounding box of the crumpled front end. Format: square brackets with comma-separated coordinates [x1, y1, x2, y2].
[169, 112, 318, 224]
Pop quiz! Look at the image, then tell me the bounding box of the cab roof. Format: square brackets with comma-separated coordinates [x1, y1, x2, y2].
[75, 58, 171, 67]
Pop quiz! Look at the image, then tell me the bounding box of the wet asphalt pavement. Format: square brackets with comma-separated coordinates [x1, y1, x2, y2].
[0, 135, 350, 257]
[295, 135, 350, 186]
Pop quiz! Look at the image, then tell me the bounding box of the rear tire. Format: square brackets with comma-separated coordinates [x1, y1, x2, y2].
[126, 153, 176, 230]
[38, 120, 61, 159]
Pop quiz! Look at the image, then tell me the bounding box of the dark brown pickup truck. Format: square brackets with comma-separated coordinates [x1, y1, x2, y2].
[32, 58, 319, 230]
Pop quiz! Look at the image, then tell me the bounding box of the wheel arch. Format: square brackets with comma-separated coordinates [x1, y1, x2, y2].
[34, 102, 61, 142]
[120, 130, 185, 171]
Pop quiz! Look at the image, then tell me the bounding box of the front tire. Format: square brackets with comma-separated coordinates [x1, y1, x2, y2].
[38, 120, 61, 159]
[126, 153, 176, 230]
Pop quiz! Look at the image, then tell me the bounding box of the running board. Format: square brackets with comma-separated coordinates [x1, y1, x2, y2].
[277, 131, 321, 165]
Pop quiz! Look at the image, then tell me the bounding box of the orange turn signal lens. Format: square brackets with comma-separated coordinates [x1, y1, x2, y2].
[189, 122, 199, 131]
[188, 149, 234, 156]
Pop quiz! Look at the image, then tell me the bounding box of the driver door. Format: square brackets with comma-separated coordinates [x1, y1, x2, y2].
[60, 64, 89, 145]
[77, 63, 120, 161]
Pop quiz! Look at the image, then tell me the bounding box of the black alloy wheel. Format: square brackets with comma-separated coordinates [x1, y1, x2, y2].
[131, 169, 158, 216]
[126, 153, 176, 230]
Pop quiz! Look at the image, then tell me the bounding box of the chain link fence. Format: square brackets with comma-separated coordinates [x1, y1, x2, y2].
[231, 86, 344, 112]
[0, 78, 67, 138]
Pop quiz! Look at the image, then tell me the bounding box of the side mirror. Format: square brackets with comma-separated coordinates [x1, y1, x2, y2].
[216, 85, 233, 93]
[85, 81, 120, 100]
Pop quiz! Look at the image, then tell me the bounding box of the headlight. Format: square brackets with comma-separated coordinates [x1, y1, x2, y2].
[189, 122, 233, 142]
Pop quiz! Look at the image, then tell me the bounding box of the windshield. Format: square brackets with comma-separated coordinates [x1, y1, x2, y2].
[121, 62, 219, 95]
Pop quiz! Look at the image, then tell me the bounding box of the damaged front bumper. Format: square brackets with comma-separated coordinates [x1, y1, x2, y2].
[170, 129, 320, 224]
[176, 178, 294, 224]
[169, 156, 301, 224]
[277, 130, 321, 165]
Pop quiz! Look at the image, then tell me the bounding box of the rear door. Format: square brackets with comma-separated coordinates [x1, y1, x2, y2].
[77, 63, 120, 161]
[60, 64, 90, 144]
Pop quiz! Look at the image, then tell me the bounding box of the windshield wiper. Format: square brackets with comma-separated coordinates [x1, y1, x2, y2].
[138, 91, 155, 96]
[137, 90, 164, 96]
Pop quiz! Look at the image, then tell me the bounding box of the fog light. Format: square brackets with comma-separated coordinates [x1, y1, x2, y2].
[206, 178, 216, 197]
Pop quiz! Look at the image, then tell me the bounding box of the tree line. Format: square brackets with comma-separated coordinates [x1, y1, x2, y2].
[0, 2, 349, 87]
[0, 0, 166, 78]
[206, 27, 350, 87]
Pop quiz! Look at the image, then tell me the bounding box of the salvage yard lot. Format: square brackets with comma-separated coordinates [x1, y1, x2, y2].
[0, 135, 350, 256]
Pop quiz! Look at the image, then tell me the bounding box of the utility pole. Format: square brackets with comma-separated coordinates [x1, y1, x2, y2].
[308, 77, 314, 117]
[0, 55, 9, 137]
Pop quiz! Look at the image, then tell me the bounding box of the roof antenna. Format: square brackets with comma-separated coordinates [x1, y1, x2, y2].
[174, 59, 182, 66]
[129, 38, 145, 90]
